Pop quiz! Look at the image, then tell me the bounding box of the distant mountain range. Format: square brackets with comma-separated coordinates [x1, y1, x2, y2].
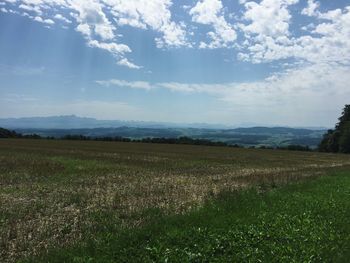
[0, 115, 328, 130]
[0, 115, 232, 130]
[0, 115, 328, 148]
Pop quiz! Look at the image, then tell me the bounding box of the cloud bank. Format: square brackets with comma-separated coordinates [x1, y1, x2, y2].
[2, 0, 350, 69]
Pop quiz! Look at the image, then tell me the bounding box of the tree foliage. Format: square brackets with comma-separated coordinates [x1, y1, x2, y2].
[319, 105, 350, 153]
[0, 128, 20, 138]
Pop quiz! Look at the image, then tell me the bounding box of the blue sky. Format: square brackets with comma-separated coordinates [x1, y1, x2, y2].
[0, 0, 349, 127]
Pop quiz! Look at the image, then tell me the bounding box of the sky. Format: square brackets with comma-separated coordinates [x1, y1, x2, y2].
[0, 0, 349, 127]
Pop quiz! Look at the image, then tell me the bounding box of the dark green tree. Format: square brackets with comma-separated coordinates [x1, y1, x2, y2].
[339, 120, 350, 153]
[319, 105, 350, 153]
[0, 128, 21, 138]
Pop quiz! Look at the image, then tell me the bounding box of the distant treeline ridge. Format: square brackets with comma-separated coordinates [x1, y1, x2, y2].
[0, 127, 313, 151]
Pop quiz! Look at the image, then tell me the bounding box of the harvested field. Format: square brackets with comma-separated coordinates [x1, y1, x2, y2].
[1, 139, 350, 262]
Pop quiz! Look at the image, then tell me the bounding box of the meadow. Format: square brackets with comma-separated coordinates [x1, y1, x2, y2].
[1, 139, 350, 262]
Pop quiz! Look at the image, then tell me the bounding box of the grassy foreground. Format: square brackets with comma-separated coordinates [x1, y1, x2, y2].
[27, 171, 350, 262]
[1, 139, 350, 262]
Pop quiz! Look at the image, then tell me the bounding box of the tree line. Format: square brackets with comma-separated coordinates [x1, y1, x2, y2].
[0, 128, 41, 139]
[0, 128, 313, 151]
[319, 105, 350, 153]
[60, 135, 234, 147]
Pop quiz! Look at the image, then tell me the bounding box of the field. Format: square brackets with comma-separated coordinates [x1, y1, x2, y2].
[1, 139, 350, 262]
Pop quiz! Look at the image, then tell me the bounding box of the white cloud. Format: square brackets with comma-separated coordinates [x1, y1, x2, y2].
[97, 61, 350, 126]
[4, 0, 192, 68]
[240, 0, 298, 38]
[116, 58, 142, 69]
[98, 61, 349, 98]
[69, 0, 116, 41]
[88, 40, 131, 56]
[237, 0, 350, 69]
[54, 14, 72, 24]
[189, 0, 236, 48]
[238, 0, 298, 63]
[3, 0, 350, 96]
[7, 0, 348, 67]
[76, 23, 91, 37]
[97, 79, 195, 92]
[18, 3, 42, 14]
[301, 0, 319, 17]
[96, 79, 152, 90]
[33, 16, 55, 25]
[107, 0, 190, 48]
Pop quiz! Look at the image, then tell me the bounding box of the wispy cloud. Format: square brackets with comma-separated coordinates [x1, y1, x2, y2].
[0, 99, 142, 120]
[97, 60, 350, 126]
[96, 79, 152, 90]
[0, 64, 45, 76]
[0, 94, 39, 103]
[116, 58, 142, 70]
[1, 0, 190, 69]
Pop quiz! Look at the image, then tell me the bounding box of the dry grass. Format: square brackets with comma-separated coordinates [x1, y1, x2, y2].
[1, 139, 350, 262]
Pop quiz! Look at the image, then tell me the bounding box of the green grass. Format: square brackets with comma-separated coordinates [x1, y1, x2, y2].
[26, 171, 350, 263]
